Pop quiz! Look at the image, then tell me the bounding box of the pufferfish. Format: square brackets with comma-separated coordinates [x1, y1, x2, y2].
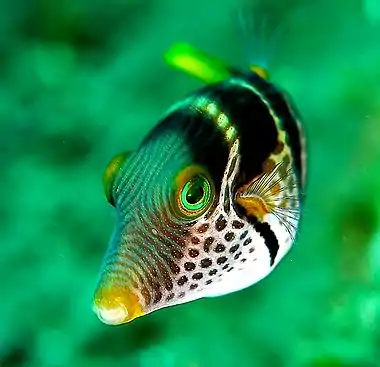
[93, 16, 307, 326]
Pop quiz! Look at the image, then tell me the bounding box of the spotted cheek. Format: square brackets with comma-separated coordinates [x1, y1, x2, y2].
[169, 220, 234, 296]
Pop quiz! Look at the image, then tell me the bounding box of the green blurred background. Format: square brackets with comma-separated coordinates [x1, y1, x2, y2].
[2, 0, 380, 366]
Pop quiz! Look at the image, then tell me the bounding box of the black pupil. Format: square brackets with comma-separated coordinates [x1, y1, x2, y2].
[186, 178, 205, 205]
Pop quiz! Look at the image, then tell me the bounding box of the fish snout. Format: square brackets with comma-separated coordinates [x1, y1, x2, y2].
[93, 284, 144, 325]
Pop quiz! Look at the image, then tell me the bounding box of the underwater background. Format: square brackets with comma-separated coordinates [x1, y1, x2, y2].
[2, 0, 380, 366]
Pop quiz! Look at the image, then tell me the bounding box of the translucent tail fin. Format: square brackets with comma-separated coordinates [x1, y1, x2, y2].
[163, 7, 287, 83]
[236, 6, 286, 80]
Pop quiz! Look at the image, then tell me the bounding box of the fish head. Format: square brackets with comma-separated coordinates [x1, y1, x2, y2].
[93, 79, 306, 325]
[93, 100, 238, 324]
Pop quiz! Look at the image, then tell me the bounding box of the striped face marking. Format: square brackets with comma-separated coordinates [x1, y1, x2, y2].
[93, 70, 306, 324]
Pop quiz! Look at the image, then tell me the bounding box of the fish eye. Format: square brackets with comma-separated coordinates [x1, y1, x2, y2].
[181, 175, 210, 210]
[103, 152, 130, 206]
[175, 166, 214, 218]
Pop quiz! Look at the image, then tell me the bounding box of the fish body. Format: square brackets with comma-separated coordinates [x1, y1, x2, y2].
[93, 24, 306, 326]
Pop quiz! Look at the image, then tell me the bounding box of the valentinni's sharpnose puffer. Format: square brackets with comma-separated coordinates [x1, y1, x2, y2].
[93, 17, 307, 325]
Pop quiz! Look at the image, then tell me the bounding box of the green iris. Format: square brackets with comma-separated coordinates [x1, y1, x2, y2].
[181, 175, 211, 212]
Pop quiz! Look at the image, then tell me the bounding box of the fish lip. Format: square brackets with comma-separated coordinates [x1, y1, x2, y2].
[93, 301, 129, 326]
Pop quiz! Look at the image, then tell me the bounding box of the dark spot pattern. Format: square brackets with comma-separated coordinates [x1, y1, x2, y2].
[188, 248, 199, 258]
[197, 223, 209, 233]
[217, 256, 227, 265]
[229, 244, 239, 253]
[166, 293, 174, 301]
[192, 272, 203, 280]
[206, 279, 212, 285]
[171, 249, 184, 259]
[191, 236, 200, 245]
[153, 292, 162, 304]
[222, 264, 229, 270]
[151, 280, 160, 292]
[170, 262, 181, 275]
[224, 232, 235, 241]
[209, 269, 217, 276]
[215, 243, 225, 253]
[164, 279, 173, 291]
[234, 252, 242, 260]
[215, 215, 227, 231]
[203, 237, 214, 252]
[178, 275, 188, 286]
[243, 238, 252, 246]
[190, 284, 198, 290]
[232, 220, 244, 229]
[249, 247, 255, 253]
[240, 230, 248, 240]
[184, 262, 196, 271]
[200, 258, 212, 268]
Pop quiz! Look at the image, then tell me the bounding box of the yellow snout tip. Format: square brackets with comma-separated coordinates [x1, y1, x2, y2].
[94, 301, 129, 326]
[93, 284, 144, 325]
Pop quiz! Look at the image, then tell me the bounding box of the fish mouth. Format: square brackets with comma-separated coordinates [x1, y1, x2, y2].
[93, 283, 145, 325]
[93, 299, 129, 326]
